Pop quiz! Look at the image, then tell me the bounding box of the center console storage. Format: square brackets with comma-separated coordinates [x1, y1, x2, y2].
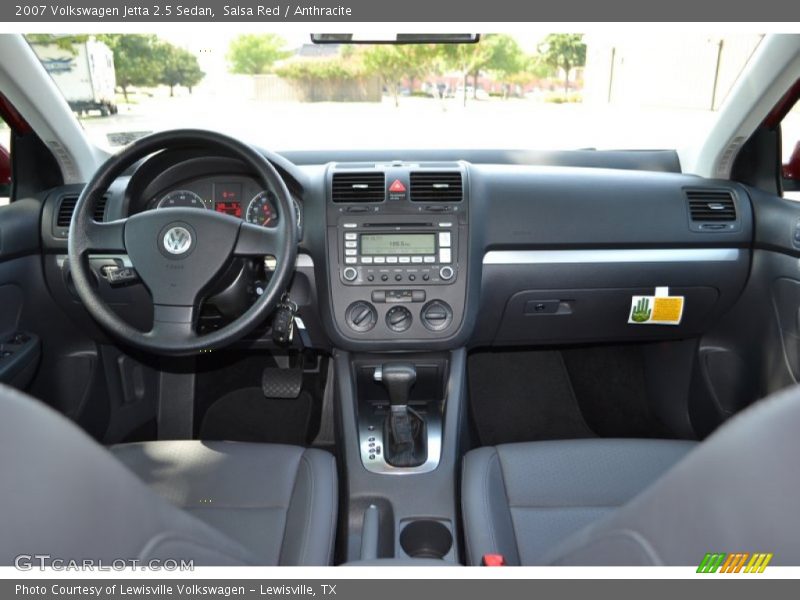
[334, 349, 469, 563]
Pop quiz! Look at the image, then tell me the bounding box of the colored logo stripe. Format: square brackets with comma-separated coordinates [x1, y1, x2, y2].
[697, 553, 726, 573]
[745, 553, 773, 573]
[697, 553, 773, 573]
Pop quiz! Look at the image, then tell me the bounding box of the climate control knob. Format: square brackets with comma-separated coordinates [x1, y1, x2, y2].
[386, 306, 413, 333]
[421, 300, 453, 331]
[439, 265, 455, 280]
[343, 267, 358, 282]
[345, 301, 377, 332]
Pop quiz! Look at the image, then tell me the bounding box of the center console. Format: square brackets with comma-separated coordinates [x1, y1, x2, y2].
[325, 163, 471, 563]
[325, 163, 469, 344]
[334, 350, 468, 563]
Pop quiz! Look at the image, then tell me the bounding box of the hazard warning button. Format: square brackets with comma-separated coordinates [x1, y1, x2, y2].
[389, 179, 406, 193]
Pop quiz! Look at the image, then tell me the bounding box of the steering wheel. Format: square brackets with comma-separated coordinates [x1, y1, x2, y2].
[68, 129, 298, 356]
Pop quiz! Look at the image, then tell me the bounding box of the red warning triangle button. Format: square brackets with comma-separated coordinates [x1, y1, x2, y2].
[389, 179, 406, 193]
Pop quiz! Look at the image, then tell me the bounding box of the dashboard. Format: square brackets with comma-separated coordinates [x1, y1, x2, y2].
[38, 147, 755, 353]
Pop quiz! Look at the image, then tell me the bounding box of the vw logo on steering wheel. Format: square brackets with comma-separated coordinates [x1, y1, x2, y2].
[162, 225, 193, 255]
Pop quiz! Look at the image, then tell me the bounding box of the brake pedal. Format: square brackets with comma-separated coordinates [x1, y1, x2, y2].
[262, 366, 303, 399]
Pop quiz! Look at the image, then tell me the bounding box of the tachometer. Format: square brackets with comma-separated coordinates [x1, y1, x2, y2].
[245, 191, 278, 227]
[157, 190, 208, 210]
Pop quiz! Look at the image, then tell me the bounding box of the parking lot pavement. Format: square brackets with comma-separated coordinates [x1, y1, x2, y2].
[77, 94, 717, 154]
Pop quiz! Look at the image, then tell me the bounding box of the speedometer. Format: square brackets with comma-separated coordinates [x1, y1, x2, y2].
[245, 191, 278, 227]
[157, 190, 208, 210]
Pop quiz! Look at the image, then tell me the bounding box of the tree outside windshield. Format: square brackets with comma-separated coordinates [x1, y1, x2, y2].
[20, 32, 765, 154]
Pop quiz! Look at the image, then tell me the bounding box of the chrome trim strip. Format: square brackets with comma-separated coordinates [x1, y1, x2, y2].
[482, 248, 741, 265]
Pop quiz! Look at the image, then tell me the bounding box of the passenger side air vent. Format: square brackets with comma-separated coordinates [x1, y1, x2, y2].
[56, 195, 78, 227]
[410, 171, 463, 202]
[332, 172, 386, 202]
[686, 189, 739, 232]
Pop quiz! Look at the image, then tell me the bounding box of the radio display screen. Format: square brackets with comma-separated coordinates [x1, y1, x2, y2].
[360, 234, 435, 255]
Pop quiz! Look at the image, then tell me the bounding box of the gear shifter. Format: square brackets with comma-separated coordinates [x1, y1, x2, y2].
[376, 363, 427, 468]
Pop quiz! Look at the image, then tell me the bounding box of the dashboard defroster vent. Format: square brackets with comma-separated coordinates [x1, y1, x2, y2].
[410, 171, 463, 202]
[332, 172, 386, 202]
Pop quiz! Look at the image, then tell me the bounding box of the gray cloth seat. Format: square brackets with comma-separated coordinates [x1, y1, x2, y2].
[0, 383, 337, 566]
[463, 383, 800, 565]
[462, 439, 695, 565]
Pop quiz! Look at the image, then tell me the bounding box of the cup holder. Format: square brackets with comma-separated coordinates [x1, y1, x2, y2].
[399, 520, 453, 559]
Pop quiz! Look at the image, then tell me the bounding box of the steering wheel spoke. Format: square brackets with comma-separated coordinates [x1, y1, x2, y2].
[84, 219, 127, 253]
[234, 222, 285, 257]
[149, 304, 198, 341]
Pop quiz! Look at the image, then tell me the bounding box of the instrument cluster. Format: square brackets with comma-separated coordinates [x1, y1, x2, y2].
[149, 175, 299, 229]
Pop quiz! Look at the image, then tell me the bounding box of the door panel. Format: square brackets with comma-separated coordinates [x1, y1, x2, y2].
[690, 187, 800, 435]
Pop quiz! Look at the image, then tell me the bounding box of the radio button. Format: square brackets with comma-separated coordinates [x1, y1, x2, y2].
[345, 257, 357, 264]
[345, 241, 357, 248]
[399, 256, 411, 264]
[386, 256, 398, 264]
[439, 232, 451, 247]
[439, 248, 452, 263]
[374, 257, 386, 264]
[345, 233, 357, 240]
[424, 256, 436, 263]
[411, 256, 423, 263]
[362, 257, 373, 264]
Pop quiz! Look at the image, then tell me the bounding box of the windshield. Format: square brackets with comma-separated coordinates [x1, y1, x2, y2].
[24, 32, 764, 153]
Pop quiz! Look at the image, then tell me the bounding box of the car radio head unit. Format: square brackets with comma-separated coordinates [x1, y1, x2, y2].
[340, 220, 456, 286]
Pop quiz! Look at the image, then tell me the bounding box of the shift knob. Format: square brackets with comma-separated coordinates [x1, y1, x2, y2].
[376, 363, 417, 408]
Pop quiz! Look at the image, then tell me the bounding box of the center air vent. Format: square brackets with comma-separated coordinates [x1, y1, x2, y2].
[332, 172, 386, 202]
[410, 171, 463, 202]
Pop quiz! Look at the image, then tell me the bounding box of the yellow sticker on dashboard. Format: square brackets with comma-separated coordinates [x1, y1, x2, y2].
[628, 288, 684, 325]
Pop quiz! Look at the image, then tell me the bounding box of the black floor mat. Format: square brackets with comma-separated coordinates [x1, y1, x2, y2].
[200, 387, 313, 445]
[562, 345, 672, 438]
[468, 350, 594, 446]
[194, 351, 327, 444]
